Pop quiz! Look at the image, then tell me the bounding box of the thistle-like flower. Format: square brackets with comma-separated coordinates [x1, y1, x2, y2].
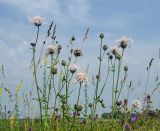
[31, 16, 45, 26]
[111, 46, 121, 55]
[76, 72, 88, 84]
[131, 114, 137, 122]
[74, 49, 82, 57]
[70, 64, 78, 74]
[47, 45, 57, 54]
[116, 37, 133, 49]
[131, 99, 142, 109]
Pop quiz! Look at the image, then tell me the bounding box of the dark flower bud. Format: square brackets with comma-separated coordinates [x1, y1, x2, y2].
[77, 105, 83, 112]
[74, 104, 78, 110]
[31, 43, 36, 47]
[51, 67, 57, 75]
[51, 36, 56, 40]
[61, 60, 66, 66]
[57, 45, 62, 54]
[54, 107, 59, 112]
[124, 66, 128, 72]
[70, 49, 73, 53]
[77, 112, 80, 116]
[147, 95, 151, 99]
[74, 49, 82, 57]
[71, 36, 75, 41]
[96, 74, 100, 79]
[88, 103, 93, 107]
[107, 52, 110, 56]
[82, 119, 87, 125]
[103, 44, 108, 51]
[124, 99, 128, 105]
[116, 100, 122, 106]
[99, 33, 104, 39]
[116, 54, 121, 60]
[120, 41, 127, 49]
[109, 55, 113, 60]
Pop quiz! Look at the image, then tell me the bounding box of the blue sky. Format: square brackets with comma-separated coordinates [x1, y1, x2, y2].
[0, 0, 160, 114]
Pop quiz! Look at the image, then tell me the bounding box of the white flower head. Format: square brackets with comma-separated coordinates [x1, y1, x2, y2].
[111, 46, 121, 55]
[70, 64, 78, 73]
[47, 45, 57, 55]
[75, 71, 88, 85]
[116, 37, 133, 49]
[30, 16, 45, 26]
[131, 99, 142, 109]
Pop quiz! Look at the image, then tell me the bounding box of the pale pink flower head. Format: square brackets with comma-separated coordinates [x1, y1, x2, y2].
[47, 45, 57, 55]
[70, 64, 78, 74]
[76, 72, 88, 84]
[131, 99, 142, 109]
[116, 37, 133, 49]
[31, 16, 45, 26]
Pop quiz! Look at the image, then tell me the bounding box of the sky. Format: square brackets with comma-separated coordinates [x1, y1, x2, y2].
[0, 0, 160, 115]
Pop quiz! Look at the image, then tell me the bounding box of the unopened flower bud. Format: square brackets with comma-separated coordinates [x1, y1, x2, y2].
[147, 95, 151, 99]
[99, 33, 104, 39]
[96, 74, 100, 79]
[71, 36, 75, 41]
[31, 43, 36, 47]
[61, 60, 66, 66]
[124, 66, 128, 72]
[77, 105, 83, 112]
[124, 99, 128, 105]
[116, 54, 121, 60]
[109, 55, 113, 60]
[74, 49, 82, 57]
[88, 103, 93, 107]
[116, 100, 122, 106]
[51, 67, 57, 75]
[103, 44, 108, 51]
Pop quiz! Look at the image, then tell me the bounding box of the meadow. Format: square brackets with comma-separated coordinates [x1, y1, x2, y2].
[0, 16, 160, 131]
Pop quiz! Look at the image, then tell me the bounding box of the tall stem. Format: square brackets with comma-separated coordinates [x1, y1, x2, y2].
[33, 50, 43, 127]
[111, 57, 116, 118]
[32, 26, 42, 128]
[93, 38, 103, 115]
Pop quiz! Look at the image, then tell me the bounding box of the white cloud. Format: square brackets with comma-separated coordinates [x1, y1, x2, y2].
[0, 0, 60, 14]
[0, 0, 92, 24]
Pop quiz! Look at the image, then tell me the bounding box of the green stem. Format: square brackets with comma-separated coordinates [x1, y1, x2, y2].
[93, 38, 103, 115]
[33, 50, 43, 127]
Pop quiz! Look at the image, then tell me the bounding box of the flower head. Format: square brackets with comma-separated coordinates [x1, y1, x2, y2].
[116, 37, 133, 49]
[74, 49, 82, 57]
[70, 64, 78, 74]
[131, 114, 137, 122]
[111, 46, 121, 55]
[82, 118, 87, 125]
[131, 99, 142, 109]
[125, 123, 131, 131]
[31, 16, 45, 26]
[76, 72, 88, 84]
[47, 45, 57, 54]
